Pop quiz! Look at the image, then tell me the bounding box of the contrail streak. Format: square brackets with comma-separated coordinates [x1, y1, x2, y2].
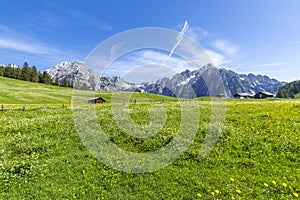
[163, 20, 189, 64]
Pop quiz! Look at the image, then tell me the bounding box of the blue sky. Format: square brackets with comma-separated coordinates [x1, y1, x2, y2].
[0, 0, 300, 82]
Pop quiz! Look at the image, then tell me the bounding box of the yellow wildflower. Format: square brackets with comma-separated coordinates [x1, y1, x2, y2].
[236, 189, 241, 194]
[264, 183, 269, 187]
[230, 178, 235, 182]
[271, 181, 276, 185]
[293, 193, 299, 198]
[282, 183, 287, 187]
[215, 190, 220, 194]
[197, 193, 202, 198]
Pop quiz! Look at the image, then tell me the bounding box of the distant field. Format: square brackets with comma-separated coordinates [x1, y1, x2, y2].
[0, 76, 178, 106]
[0, 77, 300, 199]
[0, 76, 73, 104]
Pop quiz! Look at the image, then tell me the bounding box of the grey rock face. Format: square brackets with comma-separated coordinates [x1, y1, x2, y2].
[47, 61, 138, 91]
[47, 61, 285, 98]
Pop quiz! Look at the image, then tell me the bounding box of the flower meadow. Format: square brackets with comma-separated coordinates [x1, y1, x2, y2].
[0, 97, 299, 199]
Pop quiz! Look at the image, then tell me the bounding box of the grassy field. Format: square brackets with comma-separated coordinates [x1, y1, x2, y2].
[0, 76, 176, 107]
[0, 76, 73, 104]
[0, 77, 300, 199]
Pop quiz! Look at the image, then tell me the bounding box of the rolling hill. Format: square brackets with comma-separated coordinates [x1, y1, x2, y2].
[0, 76, 73, 104]
[277, 80, 300, 98]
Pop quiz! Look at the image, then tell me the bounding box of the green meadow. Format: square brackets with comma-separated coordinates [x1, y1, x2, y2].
[0, 76, 300, 199]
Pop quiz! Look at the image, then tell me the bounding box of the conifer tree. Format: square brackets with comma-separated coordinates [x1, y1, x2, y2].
[21, 62, 31, 81]
[30, 66, 39, 82]
[0, 66, 4, 76]
[41, 71, 52, 84]
[54, 78, 60, 86]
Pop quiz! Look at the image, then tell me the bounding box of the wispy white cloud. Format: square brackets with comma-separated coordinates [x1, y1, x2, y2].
[0, 38, 58, 55]
[204, 49, 227, 66]
[106, 48, 230, 83]
[124, 65, 178, 84]
[251, 62, 290, 67]
[0, 24, 14, 34]
[104, 50, 194, 83]
[185, 26, 209, 41]
[212, 39, 238, 56]
[234, 62, 290, 69]
[176, 23, 239, 67]
[0, 24, 81, 67]
[0, 5, 112, 68]
[103, 23, 236, 82]
[248, 70, 287, 73]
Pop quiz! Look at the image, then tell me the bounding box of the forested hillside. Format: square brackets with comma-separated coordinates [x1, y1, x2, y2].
[277, 80, 300, 98]
[0, 62, 73, 87]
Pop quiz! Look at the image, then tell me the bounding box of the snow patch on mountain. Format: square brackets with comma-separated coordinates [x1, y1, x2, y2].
[47, 61, 139, 91]
[47, 61, 286, 98]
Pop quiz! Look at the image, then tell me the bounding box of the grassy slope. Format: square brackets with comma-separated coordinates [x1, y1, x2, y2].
[0, 77, 300, 199]
[0, 76, 177, 105]
[0, 76, 73, 104]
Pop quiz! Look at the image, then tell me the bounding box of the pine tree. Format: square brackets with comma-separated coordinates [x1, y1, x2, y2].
[4, 67, 12, 78]
[10, 67, 17, 79]
[54, 78, 60, 86]
[30, 66, 39, 82]
[15, 68, 22, 79]
[38, 72, 43, 83]
[41, 71, 52, 84]
[0, 66, 4, 76]
[21, 62, 31, 81]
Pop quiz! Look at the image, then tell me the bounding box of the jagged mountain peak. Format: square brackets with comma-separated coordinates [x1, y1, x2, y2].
[142, 65, 284, 98]
[180, 69, 191, 77]
[201, 63, 215, 69]
[47, 61, 139, 91]
[47, 61, 285, 98]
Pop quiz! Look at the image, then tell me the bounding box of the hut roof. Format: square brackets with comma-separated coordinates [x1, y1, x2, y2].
[257, 91, 274, 96]
[234, 92, 252, 96]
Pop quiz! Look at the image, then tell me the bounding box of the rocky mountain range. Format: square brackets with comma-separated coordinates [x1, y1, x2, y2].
[47, 61, 285, 98]
[47, 61, 139, 91]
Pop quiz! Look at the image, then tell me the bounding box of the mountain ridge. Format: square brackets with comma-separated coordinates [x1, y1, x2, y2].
[47, 61, 286, 98]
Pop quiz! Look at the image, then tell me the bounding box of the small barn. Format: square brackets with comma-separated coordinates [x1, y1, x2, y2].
[88, 97, 106, 104]
[254, 91, 275, 99]
[233, 93, 254, 99]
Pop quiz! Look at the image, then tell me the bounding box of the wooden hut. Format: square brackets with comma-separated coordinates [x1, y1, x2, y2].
[233, 93, 253, 99]
[254, 91, 275, 99]
[88, 97, 106, 104]
[217, 94, 225, 98]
